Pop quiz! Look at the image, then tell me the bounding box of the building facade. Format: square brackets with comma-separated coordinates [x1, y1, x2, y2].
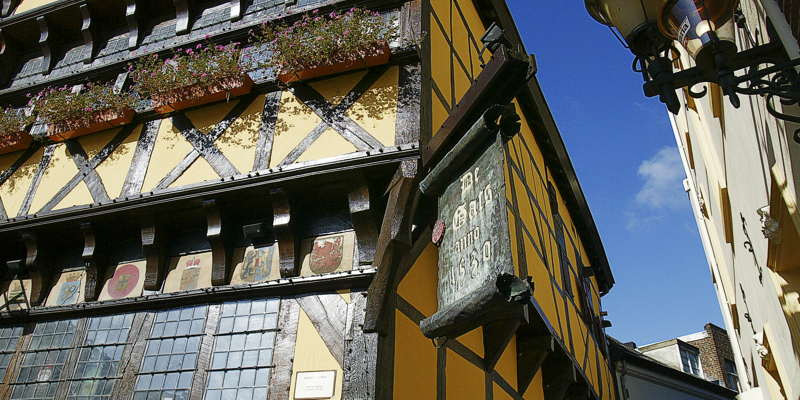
[0, 0, 617, 399]
[663, 0, 800, 399]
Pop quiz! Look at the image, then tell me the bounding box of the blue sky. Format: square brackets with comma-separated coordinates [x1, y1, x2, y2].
[505, 1, 725, 346]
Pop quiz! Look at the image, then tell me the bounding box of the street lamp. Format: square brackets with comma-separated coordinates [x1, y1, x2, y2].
[585, 0, 800, 139]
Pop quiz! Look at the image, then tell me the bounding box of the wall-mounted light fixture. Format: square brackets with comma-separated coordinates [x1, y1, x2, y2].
[585, 0, 800, 142]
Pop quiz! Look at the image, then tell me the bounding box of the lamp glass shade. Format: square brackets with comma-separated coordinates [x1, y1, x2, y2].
[586, 0, 669, 40]
[659, 0, 739, 69]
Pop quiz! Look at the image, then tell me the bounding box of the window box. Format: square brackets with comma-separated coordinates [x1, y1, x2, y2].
[278, 41, 391, 84]
[0, 131, 33, 155]
[47, 107, 135, 142]
[151, 75, 254, 114]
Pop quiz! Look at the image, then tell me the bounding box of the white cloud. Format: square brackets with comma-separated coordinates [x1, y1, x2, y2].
[635, 147, 686, 210]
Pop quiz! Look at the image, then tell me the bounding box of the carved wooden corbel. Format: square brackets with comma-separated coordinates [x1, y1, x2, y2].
[173, 0, 192, 35]
[141, 218, 167, 291]
[37, 16, 59, 74]
[517, 333, 554, 395]
[270, 188, 299, 278]
[21, 232, 49, 307]
[347, 173, 378, 266]
[1, 0, 21, 18]
[80, 4, 98, 64]
[0, 29, 21, 86]
[126, 0, 140, 49]
[483, 311, 524, 371]
[81, 222, 107, 301]
[229, 0, 243, 21]
[203, 199, 232, 286]
[542, 352, 578, 400]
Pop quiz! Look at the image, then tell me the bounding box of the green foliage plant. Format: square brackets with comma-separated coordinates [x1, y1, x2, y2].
[254, 8, 400, 74]
[129, 42, 246, 99]
[0, 108, 34, 136]
[27, 81, 135, 131]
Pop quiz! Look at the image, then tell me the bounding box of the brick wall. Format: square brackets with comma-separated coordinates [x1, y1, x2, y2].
[686, 323, 738, 390]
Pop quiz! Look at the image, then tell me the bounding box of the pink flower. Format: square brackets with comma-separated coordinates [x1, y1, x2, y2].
[313, 8, 318, 13]
[196, 44, 202, 49]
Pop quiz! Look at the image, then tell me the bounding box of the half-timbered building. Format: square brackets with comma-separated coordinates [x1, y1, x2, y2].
[0, 0, 617, 399]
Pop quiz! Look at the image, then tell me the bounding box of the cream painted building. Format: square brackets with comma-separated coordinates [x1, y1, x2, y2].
[666, 1, 800, 399]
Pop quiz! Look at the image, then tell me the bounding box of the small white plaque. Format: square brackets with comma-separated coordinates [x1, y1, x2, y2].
[294, 370, 336, 399]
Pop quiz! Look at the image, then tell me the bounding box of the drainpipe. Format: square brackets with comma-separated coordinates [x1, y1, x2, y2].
[669, 114, 752, 391]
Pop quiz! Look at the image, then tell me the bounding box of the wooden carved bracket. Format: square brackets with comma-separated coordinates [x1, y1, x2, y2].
[542, 352, 578, 400]
[483, 306, 527, 371]
[364, 160, 419, 334]
[80, 4, 99, 64]
[270, 188, 299, 278]
[21, 232, 49, 307]
[37, 16, 59, 74]
[81, 222, 107, 301]
[517, 332, 554, 395]
[229, 0, 243, 21]
[0, 29, 21, 86]
[173, 0, 192, 35]
[203, 199, 232, 286]
[1, 0, 21, 17]
[347, 173, 378, 267]
[126, 0, 140, 49]
[141, 218, 167, 291]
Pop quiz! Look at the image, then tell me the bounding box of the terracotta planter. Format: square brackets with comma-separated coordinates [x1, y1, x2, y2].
[48, 107, 135, 142]
[278, 41, 392, 84]
[0, 131, 33, 155]
[151, 75, 255, 114]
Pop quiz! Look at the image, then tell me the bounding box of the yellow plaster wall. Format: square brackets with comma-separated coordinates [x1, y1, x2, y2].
[294, 129, 358, 164]
[185, 100, 239, 135]
[54, 181, 93, 210]
[141, 118, 198, 192]
[215, 96, 265, 173]
[290, 309, 344, 400]
[458, 327, 484, 357]
[30, 144, 91, 213]
[394, 310, 437, 399]
[271, 91, 324, 168]
[446, 348, 485, 400]
[397, 243, 439, 317]
[495, 336, 517, 389]
[14, 0, 56, 14]
[345, 67, 399, 147]
[86, 126, 141, 200]
[0, 148, 44, 218]
[168, 157, 219, 189]
[0, 279, 32, 312]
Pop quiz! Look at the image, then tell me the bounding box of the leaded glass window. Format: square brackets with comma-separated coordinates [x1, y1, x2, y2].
[0, 325, 23, 381]
[66, 314, 135, 400]
[204, 298, 279, 400]
[133, 305, 208, 400]
[11, 319, 78, 400]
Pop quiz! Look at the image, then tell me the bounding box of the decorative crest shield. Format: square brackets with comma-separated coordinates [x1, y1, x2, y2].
[309, 236, 344, 274]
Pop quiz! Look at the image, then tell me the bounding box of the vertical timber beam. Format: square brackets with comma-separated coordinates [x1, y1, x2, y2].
[203, 199, 231, 286]
[81, 222, 107, 301]
[174, 0, 192, 35]
[141, 218, 167, 291]
[483, 310, 524, 371]
[22, 232, 49, 306]
[517, 333, 554, 395]
[271, 188, 299, 278]
[37, 16, 59, 75]
[126, 0, 140, 49]
[79, 4, 98, 64]
[348, 172, 378, 267]
[0, 29, 21, 86]
[543, 353, 578, 400]
[364, 160, 419, 334]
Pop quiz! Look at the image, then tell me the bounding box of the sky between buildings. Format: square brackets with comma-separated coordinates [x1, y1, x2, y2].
[505, 0, 725, 346]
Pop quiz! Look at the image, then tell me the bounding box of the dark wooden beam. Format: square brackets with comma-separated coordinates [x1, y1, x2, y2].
[21, 232, 49, 306]
[1, 0, 21, 18]
[125, 0, 140, 49]
[542, 353, 578, 400]
[268, 297, 300, 400]
[347, 172, 378, 267]
[203, 199, 231, 286]
[79, 4, 98, 64]
[484, 315, 522, 371]
[517, 333, 554, 395]
[363, 161, 418, 334]
[141, 218, 167, 291]
[174, 0, 192, 35]
[81, 222, 107, 301]
[270, 188, 299, 278]
[36, 16, 59, 74]
[0, 29, 21, 86]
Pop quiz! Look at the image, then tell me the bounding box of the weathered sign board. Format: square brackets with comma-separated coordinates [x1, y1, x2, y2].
[419, 108, 533, 340]
[436, 134, 513, 310]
